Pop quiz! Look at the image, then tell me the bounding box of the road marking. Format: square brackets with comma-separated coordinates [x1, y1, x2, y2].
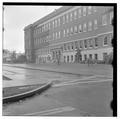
[52, 75, 97, 85]
[52, 75, 112, 86]
[53, 79, 112, 87]
[23, 106, 75, 116]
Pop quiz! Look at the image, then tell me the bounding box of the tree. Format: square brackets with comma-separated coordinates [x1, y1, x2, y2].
[17, 54, 26, 63]
[75, 48, 82, 63]
[56, 51, 61, 65]
[11, 51, 16, 63]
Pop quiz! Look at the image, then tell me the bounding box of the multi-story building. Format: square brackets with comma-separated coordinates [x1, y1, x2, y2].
[24, 6, 113, 63]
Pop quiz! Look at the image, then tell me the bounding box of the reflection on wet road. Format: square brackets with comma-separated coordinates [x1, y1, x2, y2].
[2, 65, 113, 116]
[3, 65, 90, 87]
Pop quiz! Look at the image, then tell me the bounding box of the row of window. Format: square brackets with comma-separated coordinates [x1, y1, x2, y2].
[34, 12, 113, 41]
[34, 6, 98, 35]
[63, 20, 97, 37]
[64, 53, 99, 62]
[34, 18, 100, 42]
[34, 33, 111, 50]
[64, 52, 108, 62]
[36, 52, 108, 63]
[63, 35, 111, 51]
[35, 34, 112, 56]
[34, 7, 113, 35]
[54, 6, 96, 26]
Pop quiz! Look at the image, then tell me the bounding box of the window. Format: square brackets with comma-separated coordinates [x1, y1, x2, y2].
[83, 6, 87, 16]
[94, 37, 98, 47]
[75, 41, 78, 49]
[70, 12, 73, 21]
[89, 39, 93, 47]
[43, 25, 45, 32]
[79, 40, 82, 48]
[88, 21, 92, 31]
[74, 26, 78, 33]
[70, 27, 73, 35]
[84, 40, 87, 48]
[44, 25, 46, 31]
[66, 14, 69, 23]
[53, 21, 54, 28]
[64, 56, 66, 62]
[89, 54, 92, 59]
[48, 23, 51, 29]
[34, 38, 36, 46]
[74, 10, 77, 19]
[93, 6, 97, 12]
[58, 18, 60, 26]
[78, 8, 81, 18]
[63, 29, 66, 37]
[56, 32, 57, 39]
[40, 27, 42, 33]
[103, 36, 108, 45]
[63, 16, 65, 24]
[67, 56, 69, 62]
[64, 44, 66, 50]
[83, 23, 87, 32]
[41, 27, 43, 32]
[94, 54, 98, 60]
[110, 12, 113, 24]
[84, 54, 87, 61]
[103, 53, 107, 60]
[102, 15, 107, 25]
[66, 28, 69, 36]
[109, 33, 113, 45]
[47, 24, 49, 30]
[88, 6, 92, 14]
[53, 33, 55, 40]
[71, 55, 73, 62]
[71, 42, 74, 50]
[55, 19, 57, 27]
[58, 31, 61, 39]
[67, 44, 70, 50]
[94, 19, 98, 29]
[79, 24, 82, 32]
[46, 23, 48, 31]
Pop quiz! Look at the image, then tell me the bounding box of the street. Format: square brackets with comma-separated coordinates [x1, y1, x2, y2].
[3, 64, 113, 116]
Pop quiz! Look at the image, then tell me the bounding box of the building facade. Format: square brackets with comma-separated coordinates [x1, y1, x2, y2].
[24, 6, 113, 64]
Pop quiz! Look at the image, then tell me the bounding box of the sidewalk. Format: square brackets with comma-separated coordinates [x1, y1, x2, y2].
[3, 63, 113, 78]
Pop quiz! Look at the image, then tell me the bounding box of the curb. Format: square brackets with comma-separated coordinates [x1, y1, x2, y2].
[3, 82, 52, 104]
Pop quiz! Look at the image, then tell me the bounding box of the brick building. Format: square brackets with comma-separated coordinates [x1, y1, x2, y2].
[24, 6, 113, 63]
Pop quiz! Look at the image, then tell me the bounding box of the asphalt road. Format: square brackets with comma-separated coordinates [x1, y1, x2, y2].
[3, 65, 87, 87]
[3, 65, 113, 116]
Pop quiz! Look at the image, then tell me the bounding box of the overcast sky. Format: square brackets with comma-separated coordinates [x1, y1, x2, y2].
[3, 5, 61, 53]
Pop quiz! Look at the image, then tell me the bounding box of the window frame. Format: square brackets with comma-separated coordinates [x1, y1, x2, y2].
[94, 19, 98, 29]
[84, 40, 87, 49]
[88, 6, 92, 14]
[83, 23, 87, 32]
[102, 14, 107, 26]
[103, 36, 108, 46]
[94, 37, 98, 47]
[83, 6, 87, 16]
[88, 21, 92, 31]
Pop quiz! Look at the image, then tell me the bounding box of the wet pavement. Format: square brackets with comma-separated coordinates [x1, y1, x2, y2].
[2, 65, 113, 116]
[3, 80, 112, 116]
[3, 65, 90, 88]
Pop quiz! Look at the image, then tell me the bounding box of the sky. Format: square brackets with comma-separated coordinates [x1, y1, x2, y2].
[3, 5, 61, 53]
